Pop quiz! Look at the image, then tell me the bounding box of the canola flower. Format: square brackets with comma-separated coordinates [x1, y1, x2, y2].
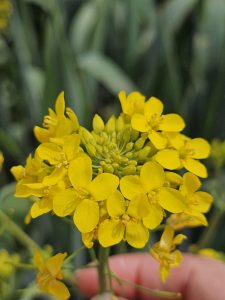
[34, 251, 70, 300]
[0, 0, 12, 30]
[12, 90, 213, 286]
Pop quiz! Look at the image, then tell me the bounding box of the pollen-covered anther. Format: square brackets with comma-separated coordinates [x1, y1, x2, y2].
[121, 214, 130, 225]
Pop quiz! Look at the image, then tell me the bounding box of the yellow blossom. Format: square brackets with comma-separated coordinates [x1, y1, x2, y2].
[34, 251, 70, 300]
[0, 151, 4, 169]
[119, 90, 145, 117]
[0, 0, 12, 30]
[155, 135, 210, 178]
[167, 172, 213, 229]
[98, 190, 149, 248]
[0, 249, 19, 278]
[150, 226, 186, 282]
[131, 97, 185, 149]
[198, 248, 225, 262]
[120, 161, 185, 229]
[34, 92, 79, 143]
[53, 154, 119, 233]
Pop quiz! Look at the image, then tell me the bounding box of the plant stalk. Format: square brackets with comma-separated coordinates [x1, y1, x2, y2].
[98, 246, 110, 294]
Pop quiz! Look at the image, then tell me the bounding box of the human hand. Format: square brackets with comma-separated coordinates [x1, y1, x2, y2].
[75, 253, 225, 300]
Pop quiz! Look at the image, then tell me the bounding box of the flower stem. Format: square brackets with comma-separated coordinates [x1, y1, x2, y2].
[0, 209, 39, 252]
[98, 246, 110, 294]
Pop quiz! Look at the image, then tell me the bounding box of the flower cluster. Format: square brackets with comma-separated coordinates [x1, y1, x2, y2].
[12, 91, 213, 282]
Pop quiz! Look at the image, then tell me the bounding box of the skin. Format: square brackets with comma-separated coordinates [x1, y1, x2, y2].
[75, 253, 225, 300]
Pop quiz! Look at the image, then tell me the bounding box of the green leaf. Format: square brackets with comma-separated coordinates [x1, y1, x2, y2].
[159, 0, 198, 36]
[77, 52, 138, 94]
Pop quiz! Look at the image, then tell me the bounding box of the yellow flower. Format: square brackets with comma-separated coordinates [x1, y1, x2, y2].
[34, 92, 79, 143]
[167, 172, 213, 229]
[36, 133, 81, 185]
[198, 248, 225, 262]
[98, 190, 149, 248]
[11, 154, 50, 198]
[131, 97, 185, 149]
[150, 226, 186, 282]
[0, 0, 12, 30]
[34, 251, 70, 300]
[155, 135, 210, 178]
[120, 161, 185, 229]
[0, 249, 19, 278]
[53, 154, 119, 233]
[0, 151, 4, 169]
[119, 90, 145, 117]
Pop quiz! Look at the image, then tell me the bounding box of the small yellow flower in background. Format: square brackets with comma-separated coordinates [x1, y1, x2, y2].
[120, 161, 185, 229]
[155, 135, 210, 178]
[0, 249, 19, 278]
[34, 92, 79, 143]
[131, 96, 185, 149]
[210, 139, 225, 170]
[0, 151, 4, 169]
[34, 251, 70, 300]
[150, 226, 186, 282]
[0, 0, 12, 30]
[198, 248, 225, 262]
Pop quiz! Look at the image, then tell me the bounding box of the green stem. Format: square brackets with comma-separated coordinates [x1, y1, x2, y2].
[64, 246, 85, 264]
[197, 209, 225, 249]
[98, 246, 110, 294]
[0, 209, 40, 252]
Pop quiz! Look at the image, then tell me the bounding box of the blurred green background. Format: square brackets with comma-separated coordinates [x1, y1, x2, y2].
[0, 0, 225, 299]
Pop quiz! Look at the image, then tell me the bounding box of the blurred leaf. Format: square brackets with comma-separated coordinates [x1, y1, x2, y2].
[77, 52, 138, 94]
[70, 0, 98, 53]
[23, 0, 54, 12]
[159, 0, 199, 36]
[0, 38, 10, 65]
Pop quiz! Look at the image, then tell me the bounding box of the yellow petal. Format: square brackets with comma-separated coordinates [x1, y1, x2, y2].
[120, 175, 145, 200]
[140, 161, 165, 191]
[68, 155, 92, 188]
[173, 234, 187, 245]
[165, 171, 182, 188]
[53, 189, 79, 217]
[127, 194, 150, 219]
[33, 251, 45, 271]
[36, 143, 61, 165]
[62, 134, 80, 161]
[160, 265, 170, 283]
[159, 225, 174, 251]
[55, 91, 65, 116]
[158, 187, 185, 213]
[93, 114, 105, 133]
[186, 138, 210, 159]
[155, 149, 181, 170]
[131, 114, 149, 132]
[182, 158, 208, 178]
[182, 172, 201, 193]
[88, 173, 119, 201]
[31, 198, 53, 218]
[148, 131, 168, 149]
[158, 114, 185, 132]
[119, 91, 145, 116]
[143, 204, 164, 229]
[98, 219, 124, 247]
[126, 221, 149, 248]
[46, 253, 67, 277]
[144, 97, 163, 117]
[48, 278, 70, 300]
[194, 191, 213, 213]
[107, 190, 125, 217]
[34, 126, 50, 143]
[42, 167, 67, 186]
[74, 199, 99, 233]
